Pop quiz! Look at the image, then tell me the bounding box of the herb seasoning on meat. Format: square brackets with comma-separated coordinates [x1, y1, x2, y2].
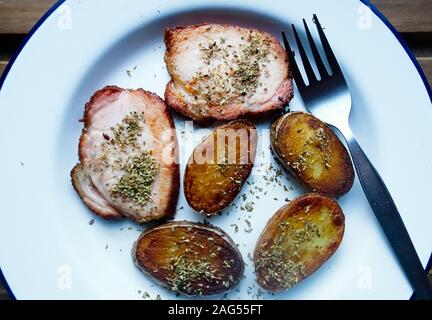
[192, 32, 270, 106]
[111, 111, 144, 148]
[111, 151, 158, 206]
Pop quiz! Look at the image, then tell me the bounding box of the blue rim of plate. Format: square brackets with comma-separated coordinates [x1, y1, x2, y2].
[0, 0, 430, 300]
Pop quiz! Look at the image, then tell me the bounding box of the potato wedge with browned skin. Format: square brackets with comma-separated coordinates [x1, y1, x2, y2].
[133, 221, 244, 296]
[254, 194, 345, 292]
[184, 120, 258, 215]
[271, 112, 354, 198]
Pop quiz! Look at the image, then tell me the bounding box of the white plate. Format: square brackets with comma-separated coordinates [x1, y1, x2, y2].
[0, 0, 431, 300]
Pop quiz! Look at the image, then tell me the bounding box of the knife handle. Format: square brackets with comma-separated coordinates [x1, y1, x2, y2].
[341, 127, 432, 300]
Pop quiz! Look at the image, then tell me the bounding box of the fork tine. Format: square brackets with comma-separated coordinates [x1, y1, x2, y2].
[292, 24, 317, 84]
[302, 18, 329, 79]
[313, 14, 342, 75]
[281, 30, 306, 90]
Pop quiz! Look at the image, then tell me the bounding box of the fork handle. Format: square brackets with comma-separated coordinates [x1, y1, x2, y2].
[341, 127, 432, 300]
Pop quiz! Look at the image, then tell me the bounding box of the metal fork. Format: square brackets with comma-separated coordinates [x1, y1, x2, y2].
[282, 15, 432, 300]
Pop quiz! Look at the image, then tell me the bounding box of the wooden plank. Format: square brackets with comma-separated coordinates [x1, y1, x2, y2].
[0, 0, 56, 34]
[0, 0, 431, 34]
[0, 61, 7, 76]
[0, 287, 10, 300]
[418, 57, 432, 85]
[373, 0, 432, 33]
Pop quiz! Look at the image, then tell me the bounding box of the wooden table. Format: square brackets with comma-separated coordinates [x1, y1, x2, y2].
[0, 0, 431, 300]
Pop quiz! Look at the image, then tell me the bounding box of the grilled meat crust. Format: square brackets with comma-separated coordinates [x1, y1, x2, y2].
[71, 163, 123, 220]
[164, 24, 294, 124]
[72, 86, 179, 223]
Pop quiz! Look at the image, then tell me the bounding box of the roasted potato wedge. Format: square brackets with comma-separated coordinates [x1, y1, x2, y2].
[133, 221, 244, 296]
[254, 194, 345, 292]
[271, 112, 354, 197]
[184, 120, 258, 215]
